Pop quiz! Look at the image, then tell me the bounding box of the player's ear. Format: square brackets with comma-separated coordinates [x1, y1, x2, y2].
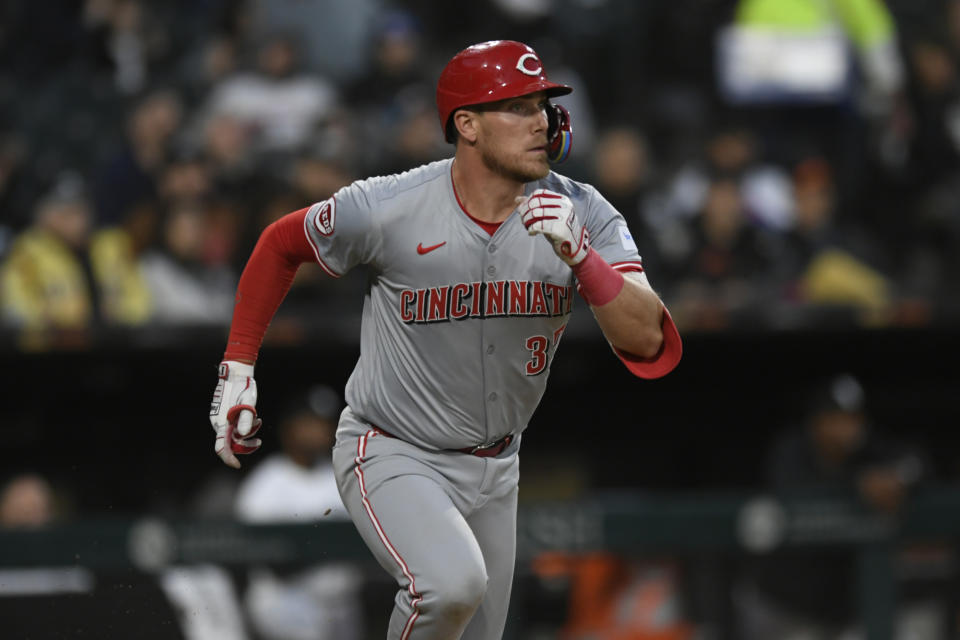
[453, 109, 480, 144]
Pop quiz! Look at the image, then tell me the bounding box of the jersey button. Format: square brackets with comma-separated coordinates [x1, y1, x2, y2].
[486, 265, 496, 276]
[486, 345, 495, 354]
[488, 243, 497, 253]
[488, 392, 498, 402]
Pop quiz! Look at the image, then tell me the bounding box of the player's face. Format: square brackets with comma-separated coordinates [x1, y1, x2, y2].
[475, 92, 551, 183]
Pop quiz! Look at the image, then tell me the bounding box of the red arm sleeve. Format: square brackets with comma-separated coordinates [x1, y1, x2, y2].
[223, 208, 317, 363]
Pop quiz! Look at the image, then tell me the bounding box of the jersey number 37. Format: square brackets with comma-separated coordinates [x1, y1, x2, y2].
[525, 324, 566, 376]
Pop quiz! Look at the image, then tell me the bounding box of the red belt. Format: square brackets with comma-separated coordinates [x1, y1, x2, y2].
[371, 426, 513, 458]
[457, 434, 513, 457]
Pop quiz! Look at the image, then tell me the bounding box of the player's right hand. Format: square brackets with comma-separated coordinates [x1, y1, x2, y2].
[519, 189, 590, 266]
[209, 360, 262, 469]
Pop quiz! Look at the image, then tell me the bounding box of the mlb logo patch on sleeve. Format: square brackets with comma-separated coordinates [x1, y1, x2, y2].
[618, 225, 638, 252]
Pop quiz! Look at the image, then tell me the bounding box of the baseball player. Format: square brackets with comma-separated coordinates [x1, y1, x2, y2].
[209, 40, 682, 640]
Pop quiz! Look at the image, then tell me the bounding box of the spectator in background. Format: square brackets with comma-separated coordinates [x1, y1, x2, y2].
[589, 126, 651, 216]
[187, 111, 290, 274]
[234, 385, 348, 522]
[898, 28, 960, 310]
[177, 33, 240, 109]
[347, 10, 440, 173]
[88, 200, 154, 327]
[0, 472, 97, 623]
[194, 108, 292, 240]
[736, 373, 935, 639]
[347, 10, 430, 113]
[367, 89, 449, 177]
[668, 177, 776, 329]
[0, 473, 57, 528]
[200, 33, 339, 156]
[198, 112, 261, 196]
[234, 385, 363, 640]
[644, 126, 792, 284]
[93, 88, 183, 226]
[718, 0, 913, 209]
[768, 373, 927, 512]
[158, 149, 213, 204]
[139, 199, 236, 325]
[647, 125, 792, 231]
[904, 31, 960, 189]
[720, 0, 909, 134]
[82, 0, 157, 95]
[0, 173, 151, 342]
[775, 156, 894, 323]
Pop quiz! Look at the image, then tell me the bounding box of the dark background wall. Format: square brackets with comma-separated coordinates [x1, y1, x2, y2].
[3, 327, 957, 515]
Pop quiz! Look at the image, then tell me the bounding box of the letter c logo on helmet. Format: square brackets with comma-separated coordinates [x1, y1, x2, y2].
[516, 53, 542, 76]
[436, 40, 573, 145]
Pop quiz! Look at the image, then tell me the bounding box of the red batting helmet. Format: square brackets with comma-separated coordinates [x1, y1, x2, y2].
[436, 40, 573, 144]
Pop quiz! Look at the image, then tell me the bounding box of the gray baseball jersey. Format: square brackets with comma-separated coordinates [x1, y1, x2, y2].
[303, 158, 643, 451]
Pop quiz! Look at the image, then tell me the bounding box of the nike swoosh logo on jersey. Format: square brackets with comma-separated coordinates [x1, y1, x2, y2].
[416, 241, 446, 255]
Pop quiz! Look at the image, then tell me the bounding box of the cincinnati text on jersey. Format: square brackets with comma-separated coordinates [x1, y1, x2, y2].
[399, 280, 574, 324]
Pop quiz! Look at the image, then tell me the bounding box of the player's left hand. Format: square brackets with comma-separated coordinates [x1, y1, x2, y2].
[519, 189, 590, 266]
[209, 360, 262, 469]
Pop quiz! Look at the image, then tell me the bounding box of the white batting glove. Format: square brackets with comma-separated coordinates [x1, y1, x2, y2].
[209, 361, 262, 469]
[519, 189, 590, 266]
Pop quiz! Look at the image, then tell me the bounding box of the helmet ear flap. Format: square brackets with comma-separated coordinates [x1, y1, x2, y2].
[546, 103, 573, 163]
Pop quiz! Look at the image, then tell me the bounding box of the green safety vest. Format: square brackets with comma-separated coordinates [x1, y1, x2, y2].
[736, 0, 895, 49]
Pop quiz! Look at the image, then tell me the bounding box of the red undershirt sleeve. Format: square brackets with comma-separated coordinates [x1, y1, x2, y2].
[223, 208, 316, 363]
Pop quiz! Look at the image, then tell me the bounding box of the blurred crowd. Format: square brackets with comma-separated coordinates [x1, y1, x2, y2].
[2, 0, 960, 349]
